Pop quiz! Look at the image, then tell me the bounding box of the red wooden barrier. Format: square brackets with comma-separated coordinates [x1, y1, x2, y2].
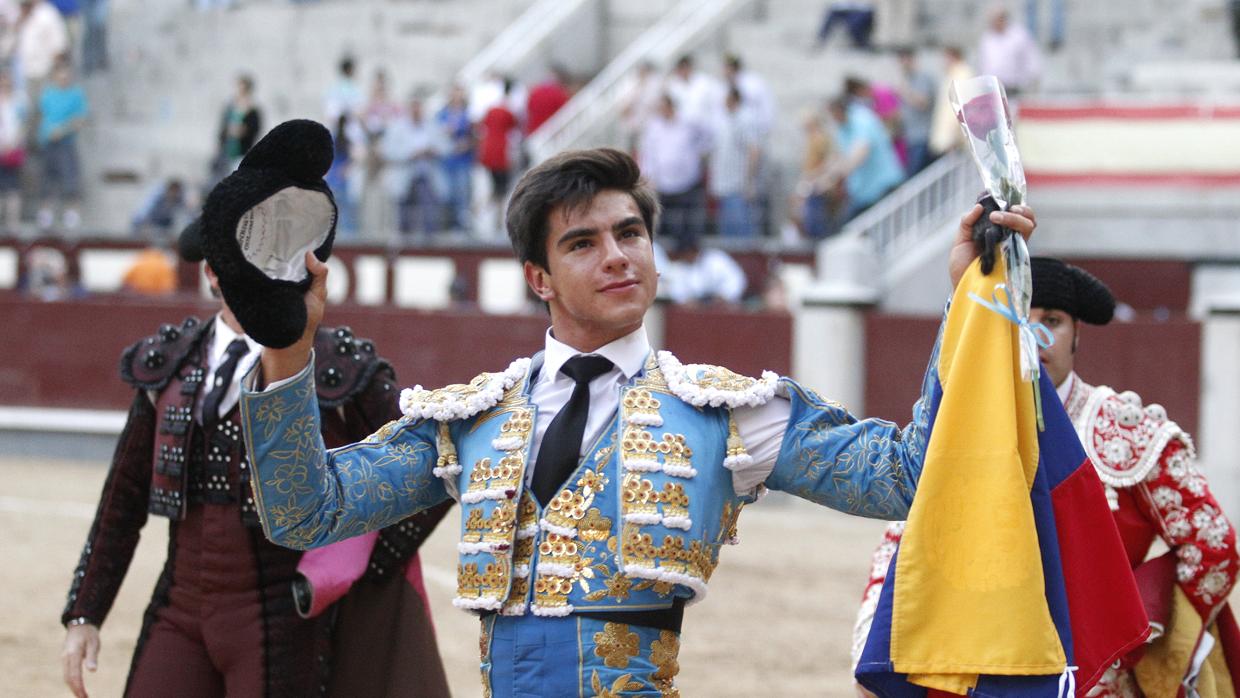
[865, 312, 1202, 436]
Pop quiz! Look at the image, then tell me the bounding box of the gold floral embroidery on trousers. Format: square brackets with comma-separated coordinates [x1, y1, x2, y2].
[593, 622, 640, 669]
[590, 670, 645, 698]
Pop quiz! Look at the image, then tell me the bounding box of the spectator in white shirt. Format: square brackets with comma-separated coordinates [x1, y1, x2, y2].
[722, 54, 775, 138]
[665, 239, 747, 306]
[639, 94, 710, 251]
[664, 54, 723, 130]
[15, 0, 67, 93]
[618, 60, 663, 154]
[709, 88, 764, 238]
[977, 4, 1042, 96]
[324, 55, 363, 125]
[380, 95, 447, 238]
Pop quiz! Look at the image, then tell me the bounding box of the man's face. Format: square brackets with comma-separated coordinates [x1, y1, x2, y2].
[524, 189, 658, 350]
[1031, 307, 1077, 388]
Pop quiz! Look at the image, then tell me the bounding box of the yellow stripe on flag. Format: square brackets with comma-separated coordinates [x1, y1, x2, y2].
[892, 258, 1065, 692]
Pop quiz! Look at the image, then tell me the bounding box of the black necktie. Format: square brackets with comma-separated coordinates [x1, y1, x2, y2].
[531, 354, 615, 505]
[201, 338, 249, 430]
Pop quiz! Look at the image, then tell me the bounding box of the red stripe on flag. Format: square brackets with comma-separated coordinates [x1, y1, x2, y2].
[1050, 460, 1152, 692]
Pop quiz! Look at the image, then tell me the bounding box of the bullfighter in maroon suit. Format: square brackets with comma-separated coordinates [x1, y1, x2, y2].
[59, 232, 452, 698]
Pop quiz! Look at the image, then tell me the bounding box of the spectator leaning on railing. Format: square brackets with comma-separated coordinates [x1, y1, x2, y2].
[827, 93, 903, 223]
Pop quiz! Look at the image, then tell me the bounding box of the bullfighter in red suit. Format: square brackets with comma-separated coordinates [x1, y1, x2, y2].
[852, 257, 1240, 697]
[59, 231, 452, 698]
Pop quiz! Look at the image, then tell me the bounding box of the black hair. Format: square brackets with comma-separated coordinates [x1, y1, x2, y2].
[505, 148, 660, 270]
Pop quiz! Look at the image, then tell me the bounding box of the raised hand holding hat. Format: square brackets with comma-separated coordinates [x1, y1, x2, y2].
[184, 119, 338, 348]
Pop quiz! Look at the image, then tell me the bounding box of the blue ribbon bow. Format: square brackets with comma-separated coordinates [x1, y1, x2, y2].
[967, 283, 1055, 349]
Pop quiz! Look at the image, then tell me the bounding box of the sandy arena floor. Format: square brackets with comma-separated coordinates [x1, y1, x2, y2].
[1, 456, 887, 697]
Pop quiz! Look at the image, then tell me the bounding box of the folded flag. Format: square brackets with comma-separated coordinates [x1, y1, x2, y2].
[856, 258, 1149, 696]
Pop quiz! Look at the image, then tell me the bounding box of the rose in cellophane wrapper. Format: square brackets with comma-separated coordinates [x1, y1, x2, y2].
[951, 75, 1026, 209]
[950, 75, 1048, 394]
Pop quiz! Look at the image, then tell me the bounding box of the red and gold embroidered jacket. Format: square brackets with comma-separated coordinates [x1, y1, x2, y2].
[853, 374, 1240, 697]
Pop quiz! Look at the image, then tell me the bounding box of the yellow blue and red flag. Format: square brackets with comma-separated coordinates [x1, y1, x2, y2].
[856, 258, 1150, 696]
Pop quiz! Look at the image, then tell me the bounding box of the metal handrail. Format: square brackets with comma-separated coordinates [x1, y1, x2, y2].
[526, 0, 751, 162]
[837, 149, 977, 267]
[456, 0, 595, 88]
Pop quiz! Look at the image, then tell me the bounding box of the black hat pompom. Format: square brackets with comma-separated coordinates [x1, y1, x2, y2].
[237, 119, 334, 184]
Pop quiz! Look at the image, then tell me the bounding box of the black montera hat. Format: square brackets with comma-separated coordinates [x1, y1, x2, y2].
[1030, 257, 1115, 325]
[187, 119, 337, 348]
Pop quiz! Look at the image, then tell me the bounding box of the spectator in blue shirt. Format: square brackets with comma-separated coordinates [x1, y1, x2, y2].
[131, 178, 190, 241]
[37, 60, 88, 232]
[827, 94, 903, 223]
[436, 84, 475, 232]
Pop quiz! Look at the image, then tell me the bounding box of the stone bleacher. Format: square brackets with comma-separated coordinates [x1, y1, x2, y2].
[77, 0, 1240, 237]
[81, 0, 535, 232]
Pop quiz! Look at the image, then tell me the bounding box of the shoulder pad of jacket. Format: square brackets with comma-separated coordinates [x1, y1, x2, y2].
[654, 350, 779, 408]
[313, 326, 394, 408]
[119, 316, 208, 390]
[1080, 385, 1193, 488]
[398, 357, 531, 422]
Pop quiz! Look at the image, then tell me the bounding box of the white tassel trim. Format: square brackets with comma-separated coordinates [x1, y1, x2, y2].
[656, 351, 779, 408]
[500, 602, 528, 616]
[722, 453, 753, 471]
[626, 412, 664, 427]
[460, 487, 516, 504]
[538, 519, 578, 538]
[623, 458, 662, 473]
[531, 603, 574, 617]
[452, 596, 504, 611]
[535, 562, 577, 577]
[516, 524, 539, 540]
[432, 463, 463, 478]
[661, 515, 692, 530]
[400, 357, 531, 421]
[513, 564, 531, 579]
[622, 564, 708, 603]
[491, 435, 525, 451]
[662, 464, 698, 478]
[457, 540, 509, 555]
[623, 512, 663, 525]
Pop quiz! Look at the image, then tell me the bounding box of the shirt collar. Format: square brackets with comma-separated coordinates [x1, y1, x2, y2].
[211, 314, 261, 364]
[1055, 371, 1077, 406]
[541, 325, 650, 384]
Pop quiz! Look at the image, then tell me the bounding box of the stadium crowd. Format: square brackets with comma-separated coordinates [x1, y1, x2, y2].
[7, 1, 1056, 309]
[246, 5, 1043, 252]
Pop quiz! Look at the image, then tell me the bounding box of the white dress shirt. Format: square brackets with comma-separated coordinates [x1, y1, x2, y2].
[196, 316, 263, 424]
[528, 325, 790, 495]
[1055, 371, 1077, 406]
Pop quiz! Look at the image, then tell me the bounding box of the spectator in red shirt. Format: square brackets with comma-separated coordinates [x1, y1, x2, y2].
[478, 77, 520, 207]
[525, 64, 571, 135]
